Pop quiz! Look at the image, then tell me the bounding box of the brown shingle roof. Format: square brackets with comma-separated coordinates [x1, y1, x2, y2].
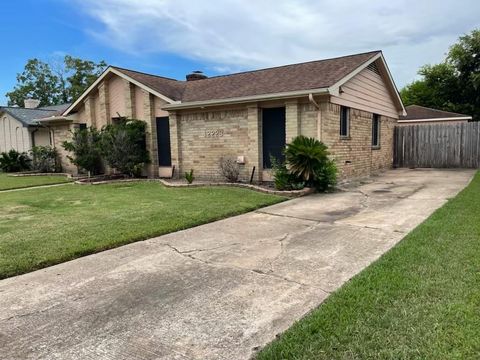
[115, 51, 380, 103]
[113, 67, 186, 101]
[400, 105, 472, 120]
[180, 51, 380, 102]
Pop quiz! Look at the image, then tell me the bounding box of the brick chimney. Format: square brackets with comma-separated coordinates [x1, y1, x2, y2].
[24, 98, 41, 109]
[186, 71, 208, 81]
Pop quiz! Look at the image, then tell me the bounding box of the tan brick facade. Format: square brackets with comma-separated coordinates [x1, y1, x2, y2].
[51, 123, 77, 175]
[320, 102, 396, 179]
[174, 107, 251, 180]
[58, 73, 399, 181]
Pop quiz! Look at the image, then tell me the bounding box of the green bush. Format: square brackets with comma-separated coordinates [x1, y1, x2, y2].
[313, 158, 337, 192]
[270, 156, 305, 191]
[273, 136, 337, 192]
[30, 146, 58, 173]
[185, 169, 195, 184]
[284, 136, 329, 182]
[0, 150, 31, 172]
[100, 118, 150, 177]
[63, 127, 103, 175]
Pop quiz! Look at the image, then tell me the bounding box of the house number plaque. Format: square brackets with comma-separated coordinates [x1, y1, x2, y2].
[204, 129, 224, 138]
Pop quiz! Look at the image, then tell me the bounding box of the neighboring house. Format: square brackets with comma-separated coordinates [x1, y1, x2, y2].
[48, 50, 407, 180]
[398, 105, 472, 125]
[0, 101, 71, 154]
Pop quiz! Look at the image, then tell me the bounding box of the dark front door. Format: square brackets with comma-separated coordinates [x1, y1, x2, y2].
[262, 107, 286, 168]
[156, 117, 172, 166]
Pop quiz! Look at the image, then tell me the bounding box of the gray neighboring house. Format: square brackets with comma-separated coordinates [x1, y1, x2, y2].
[0, 100, 71, 153]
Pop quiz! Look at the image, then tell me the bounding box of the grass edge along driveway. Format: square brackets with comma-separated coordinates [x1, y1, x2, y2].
[0, 173, 71, 191]
[0, 182, 285, 279]
[257, 171, 480, 360]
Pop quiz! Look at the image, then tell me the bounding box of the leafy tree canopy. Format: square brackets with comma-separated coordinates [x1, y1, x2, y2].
[6, 56, 107, 107]
[400, 28, 480, 121]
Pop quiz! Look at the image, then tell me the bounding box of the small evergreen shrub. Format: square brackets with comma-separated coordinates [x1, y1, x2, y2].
[219, 157, 240, 182]
[30, 146, 58, 173]
[272, 136, 337, 192]
[185, 169, 195, 184]
[270, 156, 305, 191]
[0, 150, 31, 172]
[313, 159, 337, 192]
[63, 127, 102, 175]
[100, 118, 150, 177]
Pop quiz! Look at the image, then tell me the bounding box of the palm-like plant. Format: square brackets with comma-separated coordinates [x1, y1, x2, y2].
[0, 150, 31, 172]
[284, 136, 329, 183]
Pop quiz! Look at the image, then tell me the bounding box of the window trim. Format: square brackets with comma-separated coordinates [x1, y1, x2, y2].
[372, 113, 381, 149]
[340, 106, 350, 139]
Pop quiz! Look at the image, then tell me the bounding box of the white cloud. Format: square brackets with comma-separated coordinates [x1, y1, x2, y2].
[76, 0, 480, 86]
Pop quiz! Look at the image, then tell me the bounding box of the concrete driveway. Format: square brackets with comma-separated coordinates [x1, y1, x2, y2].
[0, 169, 474, 360]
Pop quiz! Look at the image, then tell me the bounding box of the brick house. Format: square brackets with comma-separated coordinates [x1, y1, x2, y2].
[42, 51, 406, 181]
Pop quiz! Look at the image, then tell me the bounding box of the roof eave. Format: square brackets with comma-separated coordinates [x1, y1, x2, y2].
[398, 116, 473, 123]
[163, 87, 330, 110]
[35, 116, 73, 124]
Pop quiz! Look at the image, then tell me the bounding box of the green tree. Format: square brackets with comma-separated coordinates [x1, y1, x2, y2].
[63, 127, 103, 175]
[449, 29, 480, 119]
[64, 56, 107, 102]
[6, 56, 107, 107]
[400, 63, 460, 110]
[6, 59, 61, 107]
[100, 118, 150, 177]
[401, 28, 480, 120]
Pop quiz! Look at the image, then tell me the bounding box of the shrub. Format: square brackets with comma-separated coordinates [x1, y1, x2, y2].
[0, 150, 31, 172]
[185, 169, 195, 184]
[63, 127, 102, 175]
[270, 156, 305, 191]
[100, 118, 150, 177]
[284, 135, 329, 183]
[219, 157, 240, 182]
[30, 146, 58, 173]
[313, 159, 337, 192]
[275, 136, 337, 192]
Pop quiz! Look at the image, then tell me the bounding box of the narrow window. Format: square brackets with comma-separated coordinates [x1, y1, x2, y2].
[340, 106, 350, 137]
[79, 124, 87, 131]
[372, 114, 380, 148]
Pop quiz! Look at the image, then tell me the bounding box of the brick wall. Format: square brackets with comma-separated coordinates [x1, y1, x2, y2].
[176, 108, 251, 180]
[321, 102, 396, 179]
[52, 123, 77, 175]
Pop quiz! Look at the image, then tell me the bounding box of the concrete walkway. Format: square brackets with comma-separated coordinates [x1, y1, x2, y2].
[0, 169, 474, 360]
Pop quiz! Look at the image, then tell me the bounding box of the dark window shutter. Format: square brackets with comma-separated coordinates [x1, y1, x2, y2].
[262, 107, 286, 168]
[156, 117, 172, 166]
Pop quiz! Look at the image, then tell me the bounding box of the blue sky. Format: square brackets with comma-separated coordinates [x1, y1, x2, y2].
[1, 0, 479, 106]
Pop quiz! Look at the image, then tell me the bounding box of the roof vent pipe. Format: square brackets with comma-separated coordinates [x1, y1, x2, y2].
[186, 71, 208, 81]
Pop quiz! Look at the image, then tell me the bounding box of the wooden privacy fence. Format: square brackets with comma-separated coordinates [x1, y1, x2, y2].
[394, 122, 480, 168]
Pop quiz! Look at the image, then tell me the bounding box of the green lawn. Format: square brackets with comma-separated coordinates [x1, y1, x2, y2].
[0, 182, 285, 279]
[258, 172, 480, 360]
[0, 173, 71, 191]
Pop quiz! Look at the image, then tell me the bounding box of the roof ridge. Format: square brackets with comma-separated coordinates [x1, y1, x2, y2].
[0, 106, 56, 112]
[112, 66, 181, 82]
[111, 50, 381, 84]
[193, 50, 382, 81]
